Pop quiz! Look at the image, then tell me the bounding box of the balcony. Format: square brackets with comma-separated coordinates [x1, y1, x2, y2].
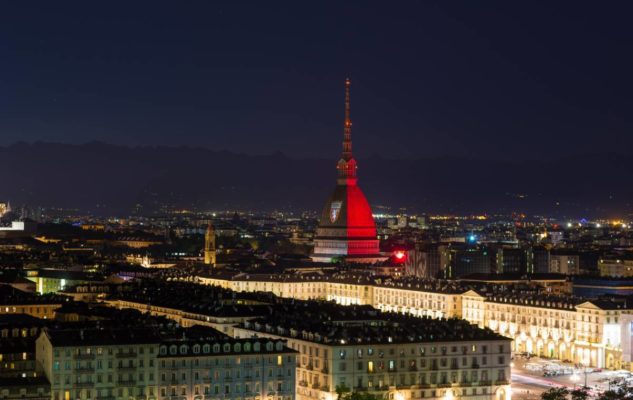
[117, 379, 136, 386]
[73, 353, 95, 360]
[73, 381, 95, 388]
[116, 351, 138, 358]
[495, 380, 510, 385]
[471, 364, 480, 369]
[74, 366, 95, 373]
[479, 380, 492, 386]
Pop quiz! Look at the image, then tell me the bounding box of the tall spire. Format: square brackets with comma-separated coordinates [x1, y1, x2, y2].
[337, 78, 357, 184]
[342, 78, 352, 161]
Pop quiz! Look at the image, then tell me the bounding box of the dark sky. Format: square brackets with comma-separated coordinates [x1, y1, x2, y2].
[1, 1, 633, 160]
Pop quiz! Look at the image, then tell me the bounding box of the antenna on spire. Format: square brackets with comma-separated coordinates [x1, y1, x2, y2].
[342, 78, 352, 160]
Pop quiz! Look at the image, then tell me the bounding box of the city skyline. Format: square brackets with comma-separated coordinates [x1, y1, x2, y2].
[3, 4, 633, 400]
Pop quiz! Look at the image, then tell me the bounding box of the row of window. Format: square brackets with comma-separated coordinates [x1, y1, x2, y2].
[336, 368, 506, 388]
[335, 356, 504, 372]
[159, 341, 284, 356]
[160, 367, 293, 382]
[53, 359, 154, 370]
[53, 346, 153, 358]
[338, 344, 503, 359]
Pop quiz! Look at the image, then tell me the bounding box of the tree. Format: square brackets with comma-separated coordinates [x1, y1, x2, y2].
[335, 384, 351, 400]
[335, 385, 383, 400]
[597, 382, 633, 400]
[540, 387, 569, 400]
[597, 391, 622, 400]
[570, 388, 589, 400]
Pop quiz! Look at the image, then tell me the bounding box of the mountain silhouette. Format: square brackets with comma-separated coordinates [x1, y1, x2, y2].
[0, 142, 630, 217]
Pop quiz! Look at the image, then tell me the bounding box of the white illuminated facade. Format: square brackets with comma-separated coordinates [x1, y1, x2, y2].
[234, 323, 511, 400]
[197, 273, 633, 369]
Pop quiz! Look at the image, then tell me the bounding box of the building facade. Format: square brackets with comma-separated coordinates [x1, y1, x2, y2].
[233, 310, 511, 400]
[197, 272, 633, 370]
[36, 327, 296, 400]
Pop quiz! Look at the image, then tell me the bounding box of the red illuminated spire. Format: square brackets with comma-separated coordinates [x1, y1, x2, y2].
[342, 78, 353, 161]
[337, 78, 357, 184]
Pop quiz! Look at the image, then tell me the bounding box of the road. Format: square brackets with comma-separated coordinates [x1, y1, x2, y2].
[510, 356, 630, 398]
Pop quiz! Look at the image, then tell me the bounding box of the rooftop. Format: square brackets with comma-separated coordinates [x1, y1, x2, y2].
[0, 285, 69, 306]
[44, 326, 162, 347]
[241, 300, 508, 345]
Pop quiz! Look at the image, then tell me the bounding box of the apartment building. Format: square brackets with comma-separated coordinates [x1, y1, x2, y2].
[196, 271, 633, 369]
[35, 324, 297, 400]
[157, 337, 295, 400]
[232, 302, 512, 400]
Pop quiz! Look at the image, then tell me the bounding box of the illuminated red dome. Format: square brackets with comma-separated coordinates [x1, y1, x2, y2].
[312, 79, 382, 263]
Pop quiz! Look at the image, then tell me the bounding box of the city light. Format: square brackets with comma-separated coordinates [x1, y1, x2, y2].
[392, 250, 407, 263]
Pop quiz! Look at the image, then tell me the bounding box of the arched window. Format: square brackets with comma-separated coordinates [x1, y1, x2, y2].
[223, 343, 231, 353]
[213, 344, 220, 353]
[234, 343, 241, 353]
[244, 342, 251, 352]
[203, 344, 210, 354]
[193, 344, 200, 354]
[169, 345, 177, 355]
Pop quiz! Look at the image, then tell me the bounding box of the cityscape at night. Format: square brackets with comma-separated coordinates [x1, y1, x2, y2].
[3, 2, 633, 400]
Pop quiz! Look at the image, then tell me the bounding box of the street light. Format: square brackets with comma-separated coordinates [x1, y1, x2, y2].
[570, 372, 580, 389]
[580, 364, 588, 389]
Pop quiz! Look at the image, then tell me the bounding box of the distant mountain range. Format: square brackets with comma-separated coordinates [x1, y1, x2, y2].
[0, 141, 631, 218]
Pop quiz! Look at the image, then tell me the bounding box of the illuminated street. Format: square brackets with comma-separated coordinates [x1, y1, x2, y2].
[511, 356, 633, 398]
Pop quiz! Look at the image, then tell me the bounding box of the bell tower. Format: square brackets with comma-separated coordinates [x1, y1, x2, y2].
[204, 221, 216, 266]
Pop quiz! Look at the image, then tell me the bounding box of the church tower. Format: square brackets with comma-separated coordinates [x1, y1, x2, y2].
[312, 79, 383, 263]
[204, 221, 217, 266]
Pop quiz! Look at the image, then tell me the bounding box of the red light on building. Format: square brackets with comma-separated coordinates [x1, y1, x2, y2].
[393, 250, 406, 263]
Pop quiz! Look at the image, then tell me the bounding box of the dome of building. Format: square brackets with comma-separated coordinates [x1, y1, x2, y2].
[312, 79, 383, 263]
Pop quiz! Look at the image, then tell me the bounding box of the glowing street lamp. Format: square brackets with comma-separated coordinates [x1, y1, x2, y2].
[570, 372, 580, 389]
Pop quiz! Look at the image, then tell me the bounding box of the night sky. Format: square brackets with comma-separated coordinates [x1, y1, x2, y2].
[1, 1, 633, 160]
